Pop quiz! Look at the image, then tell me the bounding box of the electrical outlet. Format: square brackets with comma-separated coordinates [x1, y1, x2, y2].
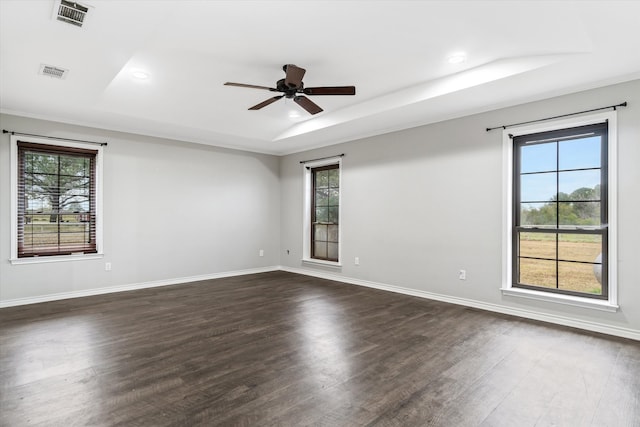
[459, 269, 466, 280]
[105, 262, 112, 271]
[355, 257, 360, 266]
[259, 249, 264, 257]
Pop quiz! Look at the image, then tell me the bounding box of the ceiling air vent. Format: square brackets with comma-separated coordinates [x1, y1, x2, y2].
[54, 0, 89, 27]
[39, 64, 69, 79]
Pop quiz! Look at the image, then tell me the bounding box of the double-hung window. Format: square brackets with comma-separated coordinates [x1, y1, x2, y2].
[11, 135, 103, 262]
[503, 112, 617, 310]
[303, 157, 341, 265]
[311, 164, 340, 262]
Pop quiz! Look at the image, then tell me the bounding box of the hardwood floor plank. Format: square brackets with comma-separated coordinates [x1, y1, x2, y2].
[1, 271, 639, 426]
[589, 345, 640, 427]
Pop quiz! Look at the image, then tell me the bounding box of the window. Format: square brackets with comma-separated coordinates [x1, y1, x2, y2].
[311, 164, 340, 261]
[11, 135, 103, 262]
[303, 157, 341, 265]
[514, 123, 607, 298]
[503, 111, 617, 310]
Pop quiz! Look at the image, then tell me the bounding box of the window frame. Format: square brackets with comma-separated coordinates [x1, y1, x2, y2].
[513, 122, 608, 299]
[10, 135, 104, 264]
[502, 111, 618, 311]
[302, 157, 342, 267]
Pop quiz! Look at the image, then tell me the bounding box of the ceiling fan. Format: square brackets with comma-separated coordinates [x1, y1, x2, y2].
[224, 64, 356, 115]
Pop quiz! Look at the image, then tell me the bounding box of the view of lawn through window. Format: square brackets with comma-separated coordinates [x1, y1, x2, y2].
[514, 123, 607, 298]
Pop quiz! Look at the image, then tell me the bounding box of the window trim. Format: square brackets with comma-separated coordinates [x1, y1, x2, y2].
[302, 156, 342, 267]
[501, 111, 618, 311]
[10, 135, 104, 264]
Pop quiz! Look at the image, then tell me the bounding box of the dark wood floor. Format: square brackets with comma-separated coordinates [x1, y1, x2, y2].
[1, 271, 639, 426]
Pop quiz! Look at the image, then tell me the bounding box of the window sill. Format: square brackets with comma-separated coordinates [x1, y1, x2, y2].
[501, 287, 618, 312]
[302, 258, 342, 268]
[10, 253, 104, 265]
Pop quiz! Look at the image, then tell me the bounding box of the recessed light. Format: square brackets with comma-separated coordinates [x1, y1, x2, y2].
[288, 111, 301, 119]
[131, 70, 150, 80]
[447, 53, 467, 64]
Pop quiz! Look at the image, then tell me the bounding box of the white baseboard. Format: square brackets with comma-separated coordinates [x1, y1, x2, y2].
[0, 266, 279, 308]
[280, 266, 640, 341]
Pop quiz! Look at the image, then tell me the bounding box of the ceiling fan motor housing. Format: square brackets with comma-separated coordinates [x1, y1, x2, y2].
[276, 78, 301, 98]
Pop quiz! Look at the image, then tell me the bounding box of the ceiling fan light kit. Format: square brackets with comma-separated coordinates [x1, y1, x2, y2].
[224, 64, 356, 115]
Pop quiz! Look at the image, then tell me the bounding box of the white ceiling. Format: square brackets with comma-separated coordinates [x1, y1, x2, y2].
[1, 1, 639, 155]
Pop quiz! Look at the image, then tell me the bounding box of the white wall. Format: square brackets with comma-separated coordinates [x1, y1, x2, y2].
[0, 114, 281, 303]
[280, 79, 640, 338]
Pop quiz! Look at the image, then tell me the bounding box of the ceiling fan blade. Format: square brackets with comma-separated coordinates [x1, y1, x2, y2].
[284, 64, 306, 88]
[225, 82, 277, 91]
[248, 95, 284, 110]
[294, 96, 323, 115]
[303, 86, 356, 96]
